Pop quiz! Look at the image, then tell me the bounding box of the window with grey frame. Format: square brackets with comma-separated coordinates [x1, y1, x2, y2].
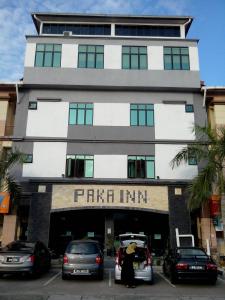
[35, 44, 61, 67]
[122, 46, 147, 69]
[128, 156, 155, 179]
[65, 155, 94, 178]
[78, 45, 104, 68]
[69, 103, 93, 125]
[164, 47, 190, 70]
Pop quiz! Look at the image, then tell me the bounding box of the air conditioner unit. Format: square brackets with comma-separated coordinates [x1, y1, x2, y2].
[63, 31, 72, 36]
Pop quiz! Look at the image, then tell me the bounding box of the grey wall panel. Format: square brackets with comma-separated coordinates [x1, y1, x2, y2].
[27, 36, 198, 47]
[23, 68, 200, 89]
[68, 126, 155, 141]
[26, 89, 196, 103]
[13, 90, 30, 137]
[67, 142, 155, 155]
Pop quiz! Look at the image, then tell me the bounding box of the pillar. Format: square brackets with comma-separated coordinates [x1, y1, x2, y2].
[2, 215, 18, 246]
[105, 214, 114, 256]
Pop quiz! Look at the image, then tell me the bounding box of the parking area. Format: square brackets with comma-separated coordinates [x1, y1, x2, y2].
[0, 260, 224, 300]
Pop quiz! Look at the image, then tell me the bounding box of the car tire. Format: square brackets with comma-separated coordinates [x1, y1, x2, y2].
[170, 272, 177, 284]
[97, 270, 104, 280]
[209, 278, 217, 285]
[114, 279, 121, 284]
[62, 273, 69, 280]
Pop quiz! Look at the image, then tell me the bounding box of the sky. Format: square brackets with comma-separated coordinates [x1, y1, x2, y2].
[0, 0, 224, 86]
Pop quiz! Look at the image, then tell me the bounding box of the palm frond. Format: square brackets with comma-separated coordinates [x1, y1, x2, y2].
[187, 163, 216, 210]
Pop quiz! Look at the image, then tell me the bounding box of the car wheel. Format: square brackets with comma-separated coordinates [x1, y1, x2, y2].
[170, 272, 177, 284]
[62, 273, 69, 280]
[209, 277, 217, 285]
[98, 270, 104, 280]
[114, 279, 121, 284]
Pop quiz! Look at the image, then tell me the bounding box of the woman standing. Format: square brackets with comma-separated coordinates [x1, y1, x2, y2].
[121, 242, 137, 288]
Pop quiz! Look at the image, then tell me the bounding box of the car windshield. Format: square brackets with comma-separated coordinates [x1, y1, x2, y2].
[177, 248, 207, 258]
[67, 243, 98, 254]
[2, 241, 34, 252]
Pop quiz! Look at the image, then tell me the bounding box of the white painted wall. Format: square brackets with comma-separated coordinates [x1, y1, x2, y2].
[24, 43, 36, 67]
[155, 144, 198, 180]
[155, 104, 195, 140]
[94, 155, 127, 178]
[23, 142, 67, 177]
[61, 44, 78, 68]
[148, 46, 164, 70]
[189, 46, 200, 71]
[180, 25, 186, 39]
[104, 45, 122, 69]
[26, 102, 69, 137]
[93, 103, 129, 126]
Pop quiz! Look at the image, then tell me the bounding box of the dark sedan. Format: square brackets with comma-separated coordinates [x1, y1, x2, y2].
[0, 240, 51, 278]
[163, 247, 218, 284]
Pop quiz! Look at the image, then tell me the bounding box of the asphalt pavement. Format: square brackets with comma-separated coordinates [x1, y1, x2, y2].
[0, 257, 224, 300]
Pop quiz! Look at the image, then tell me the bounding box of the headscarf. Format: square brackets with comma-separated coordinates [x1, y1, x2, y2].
[126, 242, 137, 254]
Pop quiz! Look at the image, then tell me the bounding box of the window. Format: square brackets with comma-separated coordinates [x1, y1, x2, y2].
[128, 156, 155, 179]
[115, 25, 180, 37]
[122, 46, 147, 70]
[130, 104, 154, 126]
[69, 103, 93, 125]
[185, 104, 194, 113]
[65, 155, 94, 178]
[35, 44, 62, 67]
[28, 102, 37, 110]
[188, 147, 197, 165]
[78, 45, 104, 69]
[23, 154, 33, 163]
[164, 47, 190, 70]
[42, 24, 111, 35]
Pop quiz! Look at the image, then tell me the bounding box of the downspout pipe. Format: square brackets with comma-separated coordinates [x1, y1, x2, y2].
[203, 87, 207, 107]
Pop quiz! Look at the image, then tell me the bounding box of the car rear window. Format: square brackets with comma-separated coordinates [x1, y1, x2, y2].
[2, 242, 34, 252]
[67, 242, 98, 254]
[177, 248, 207, 257]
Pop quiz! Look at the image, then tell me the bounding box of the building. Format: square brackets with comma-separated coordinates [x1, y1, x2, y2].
[0, 83, 17, 245]
[13, 13, 206, 255]
[203, 86, 225, 260]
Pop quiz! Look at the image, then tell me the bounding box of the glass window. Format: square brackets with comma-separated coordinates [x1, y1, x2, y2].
[130, 104, 154, 126]
[128, 156, 155, 179]
[28, 102, 37, 110]
[65, 155, 94, 178]
[164, 47, 190, 70]
[78, 45, 104, 69]
[23, 154, 33, 163]
[69, 103, 93, 125]
[42, 23, 110, 35]
[35, 44, 61, 67]
[185, 104, 194, 113]
[122, 46, 147, 70]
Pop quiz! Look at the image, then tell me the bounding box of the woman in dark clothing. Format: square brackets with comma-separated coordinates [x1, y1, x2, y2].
[121, 242, 137, 288]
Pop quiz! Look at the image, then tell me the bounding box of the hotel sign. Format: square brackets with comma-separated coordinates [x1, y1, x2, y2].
[52, 184, 168, 212]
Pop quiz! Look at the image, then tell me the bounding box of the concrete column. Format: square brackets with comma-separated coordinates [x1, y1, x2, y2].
[27, 190, 52, 247]
[168, 185, 191, 249]
[104, 214, 114, 256]
[2, 215, 17, 246]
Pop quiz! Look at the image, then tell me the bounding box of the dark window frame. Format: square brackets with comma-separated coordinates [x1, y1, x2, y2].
[69, 103, 93, 125]
[130, 104, 154, 126]
[164, 47, 190, 70]
[65, 155, 94, 178]
[34, 43, 62, 67]
[122, 46, 147, 70]
[128, 155, 155, 179]
[78, 45, 104, 69]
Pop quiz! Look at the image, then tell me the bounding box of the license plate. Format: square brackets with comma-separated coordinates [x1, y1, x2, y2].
[190, 265, 204, 270]
[7, 257, 20, 263]
[73, 269, 89, 274]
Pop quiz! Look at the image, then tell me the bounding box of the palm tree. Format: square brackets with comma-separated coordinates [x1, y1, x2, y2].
[0, 148, 23, 210]
[171, 125, 225, 210]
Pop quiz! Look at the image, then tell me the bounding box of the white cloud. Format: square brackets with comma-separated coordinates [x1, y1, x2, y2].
[0, 0, 189, 81]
